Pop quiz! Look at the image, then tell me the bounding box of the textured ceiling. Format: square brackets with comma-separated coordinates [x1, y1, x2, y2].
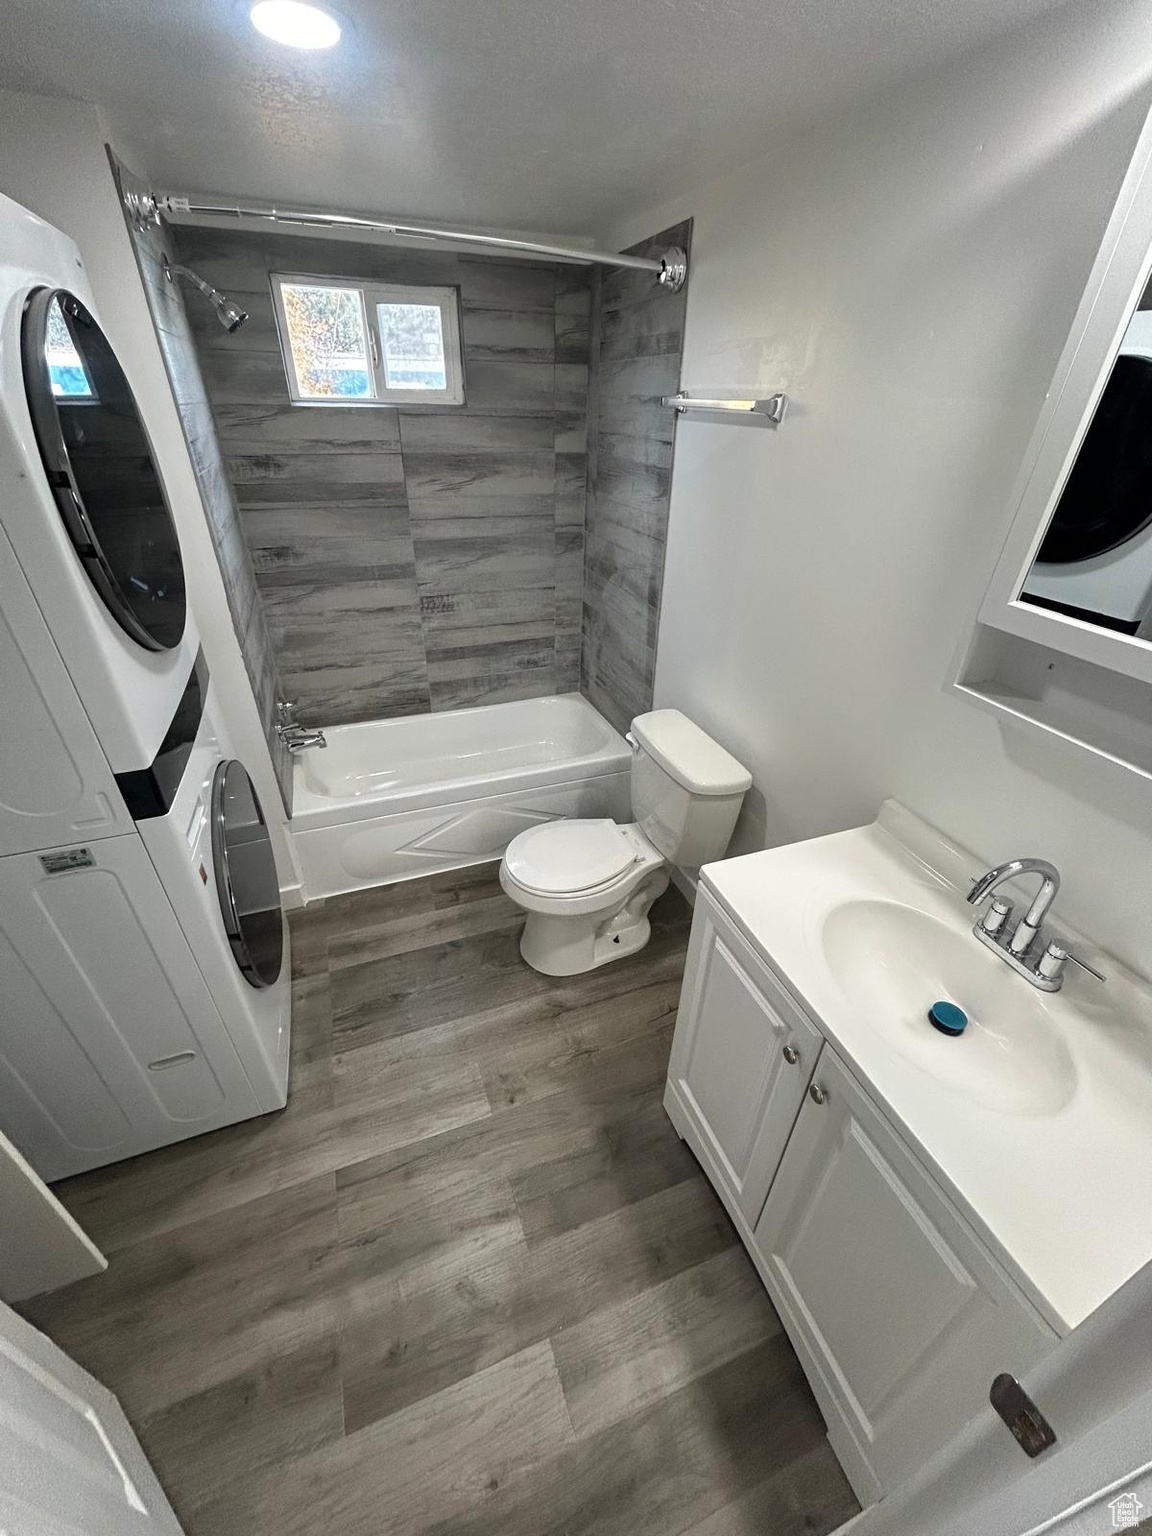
[0, 0, 1073, 235]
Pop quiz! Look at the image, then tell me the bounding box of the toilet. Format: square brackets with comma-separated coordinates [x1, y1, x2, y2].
[500, 709, 752, 976]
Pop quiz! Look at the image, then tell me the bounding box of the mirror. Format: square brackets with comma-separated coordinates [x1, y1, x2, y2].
[1018, 280, 1152, 642]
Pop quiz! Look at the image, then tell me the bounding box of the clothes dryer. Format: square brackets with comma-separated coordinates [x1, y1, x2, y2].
[0, 193, 200, 772]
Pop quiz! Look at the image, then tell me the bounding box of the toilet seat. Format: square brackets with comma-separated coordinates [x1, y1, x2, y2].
[503, 818, 640, 898]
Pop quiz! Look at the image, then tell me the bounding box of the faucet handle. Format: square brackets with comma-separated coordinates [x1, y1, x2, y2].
[976, 897, 1012, 938]
[276, 699, 298, 725]
[1038, 942, 1107, 985]
[1068, 953, 1107, 983]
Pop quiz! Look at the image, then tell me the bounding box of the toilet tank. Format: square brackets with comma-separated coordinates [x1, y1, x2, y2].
[629, 710, 752, 866]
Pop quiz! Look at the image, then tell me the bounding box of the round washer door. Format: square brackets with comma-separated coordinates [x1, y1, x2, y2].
[211, 760, 284, 989]
[1037, 354, 1152, 564]
[21, 288, 187, 651]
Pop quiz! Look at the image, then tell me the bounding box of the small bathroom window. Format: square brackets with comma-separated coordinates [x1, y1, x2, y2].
[271, 273, 464, 406]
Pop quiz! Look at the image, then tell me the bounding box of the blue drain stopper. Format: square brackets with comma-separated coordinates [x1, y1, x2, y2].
[928, 1000, 968, 1036]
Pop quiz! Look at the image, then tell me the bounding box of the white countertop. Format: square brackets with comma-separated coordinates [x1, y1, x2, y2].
[700, 801, 1152, 1335]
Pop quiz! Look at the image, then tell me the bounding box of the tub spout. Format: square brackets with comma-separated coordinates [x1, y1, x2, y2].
[277, 723, 327, 752]
[276, 699, 326, 752]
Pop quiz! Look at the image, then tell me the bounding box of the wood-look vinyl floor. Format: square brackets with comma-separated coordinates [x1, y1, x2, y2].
[23, 865, 858, 1536]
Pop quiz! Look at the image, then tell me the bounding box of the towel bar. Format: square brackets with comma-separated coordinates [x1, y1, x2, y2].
[662, 391, 788, 424]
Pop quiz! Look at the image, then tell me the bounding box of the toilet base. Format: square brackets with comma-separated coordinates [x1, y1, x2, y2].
[517, 868, 670, 976]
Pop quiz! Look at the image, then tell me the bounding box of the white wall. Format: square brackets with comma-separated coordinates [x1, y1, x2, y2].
[0, 90, 296, 887]
[601, 1, 1152, 977]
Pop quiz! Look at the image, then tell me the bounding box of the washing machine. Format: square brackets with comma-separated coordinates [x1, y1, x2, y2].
[134, 659, 291, 1113]
[0, 192, 200, 773]
[1022, 320, 1152, 635]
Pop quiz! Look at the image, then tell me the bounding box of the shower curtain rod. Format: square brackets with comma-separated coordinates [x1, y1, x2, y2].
[124, 190, 688, 291]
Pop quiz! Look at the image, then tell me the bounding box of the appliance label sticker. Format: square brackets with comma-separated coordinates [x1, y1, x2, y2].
[39, 847, 95, 875]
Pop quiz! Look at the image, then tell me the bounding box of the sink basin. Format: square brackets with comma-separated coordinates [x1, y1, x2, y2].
[821, 899, 1077, 1117]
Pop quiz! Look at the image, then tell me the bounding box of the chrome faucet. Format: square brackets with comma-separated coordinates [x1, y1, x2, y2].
[275, 700, 327, 753]
[966, 857, 1104, 991]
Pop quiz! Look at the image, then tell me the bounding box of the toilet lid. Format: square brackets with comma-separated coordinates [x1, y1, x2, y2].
[505, 819, 639, 896]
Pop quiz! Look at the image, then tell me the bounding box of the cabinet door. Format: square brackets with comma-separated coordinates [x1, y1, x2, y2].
[753, 1048, 1055, 1503]
[666, 889, 822, 1227]
[0, 1299, 183, 1532]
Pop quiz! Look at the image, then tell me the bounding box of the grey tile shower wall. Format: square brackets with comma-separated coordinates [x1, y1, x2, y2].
[111, 157, 294, 812]
[172, 225, 593, 725]
[581, 221, 691, 735]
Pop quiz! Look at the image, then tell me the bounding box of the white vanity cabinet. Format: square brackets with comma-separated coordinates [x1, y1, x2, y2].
[665, 885, 1057, 1504]
[753, 1047, 1054, 1501]
[664, 889, 822, 1226]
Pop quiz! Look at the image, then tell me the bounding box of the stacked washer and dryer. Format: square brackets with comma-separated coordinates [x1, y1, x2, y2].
[0, 193, 290, 1182]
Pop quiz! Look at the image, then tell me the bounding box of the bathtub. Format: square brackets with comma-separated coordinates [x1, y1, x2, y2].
[289, 694, 633, 899]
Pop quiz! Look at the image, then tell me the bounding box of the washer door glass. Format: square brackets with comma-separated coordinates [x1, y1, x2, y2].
[1036, 354, 1152, 564]
[211, 760, 283, 989]
[21, 288, 187, 651]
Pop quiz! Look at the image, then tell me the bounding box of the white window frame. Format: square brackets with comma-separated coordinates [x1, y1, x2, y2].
[270, 272, 465, 408]
[371, 281, 465, 405]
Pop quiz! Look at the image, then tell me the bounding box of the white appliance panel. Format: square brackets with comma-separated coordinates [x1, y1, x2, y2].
[0, 835, 260, 1181]
[0, 520, 132, 855]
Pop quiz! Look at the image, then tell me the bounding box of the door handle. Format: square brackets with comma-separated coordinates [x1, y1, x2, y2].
[782, 1044, 799, 1065]
[809, 1083, 827, 1105]
[148, 1050, 197, 1071]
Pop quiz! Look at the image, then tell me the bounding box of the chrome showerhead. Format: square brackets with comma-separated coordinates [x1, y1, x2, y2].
[162, 256, 249, 333]
[215, 296, 249, 334]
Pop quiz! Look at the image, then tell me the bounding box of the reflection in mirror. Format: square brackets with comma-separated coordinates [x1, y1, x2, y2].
[1020, 272, 1152, 642]
[45, 297, 96, 399]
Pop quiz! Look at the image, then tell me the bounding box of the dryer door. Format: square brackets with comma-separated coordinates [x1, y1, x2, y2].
[1036, 353, 1152, 563]
[211, 761, 284, 989]
[21, 289, 186, 652]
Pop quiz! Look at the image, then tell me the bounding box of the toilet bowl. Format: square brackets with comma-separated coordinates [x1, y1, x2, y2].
[500, 710, 751, 976]
[500, 819, 670, 975]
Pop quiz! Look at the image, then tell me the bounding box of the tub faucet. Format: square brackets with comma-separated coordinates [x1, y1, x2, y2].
[275, 700, 326, 753]
[966, 857, 1104, 991]
[279, 724, 327, 752]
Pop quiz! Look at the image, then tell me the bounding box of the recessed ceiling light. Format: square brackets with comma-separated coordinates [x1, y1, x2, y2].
[250, 0, 341, 49]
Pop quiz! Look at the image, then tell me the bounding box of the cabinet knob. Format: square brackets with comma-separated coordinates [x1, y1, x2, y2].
[809, 1083, 827, 1105]
[782, 1044, 799, 1066]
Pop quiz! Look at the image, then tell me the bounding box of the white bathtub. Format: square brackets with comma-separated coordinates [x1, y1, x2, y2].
[289, 694, 632, 899]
